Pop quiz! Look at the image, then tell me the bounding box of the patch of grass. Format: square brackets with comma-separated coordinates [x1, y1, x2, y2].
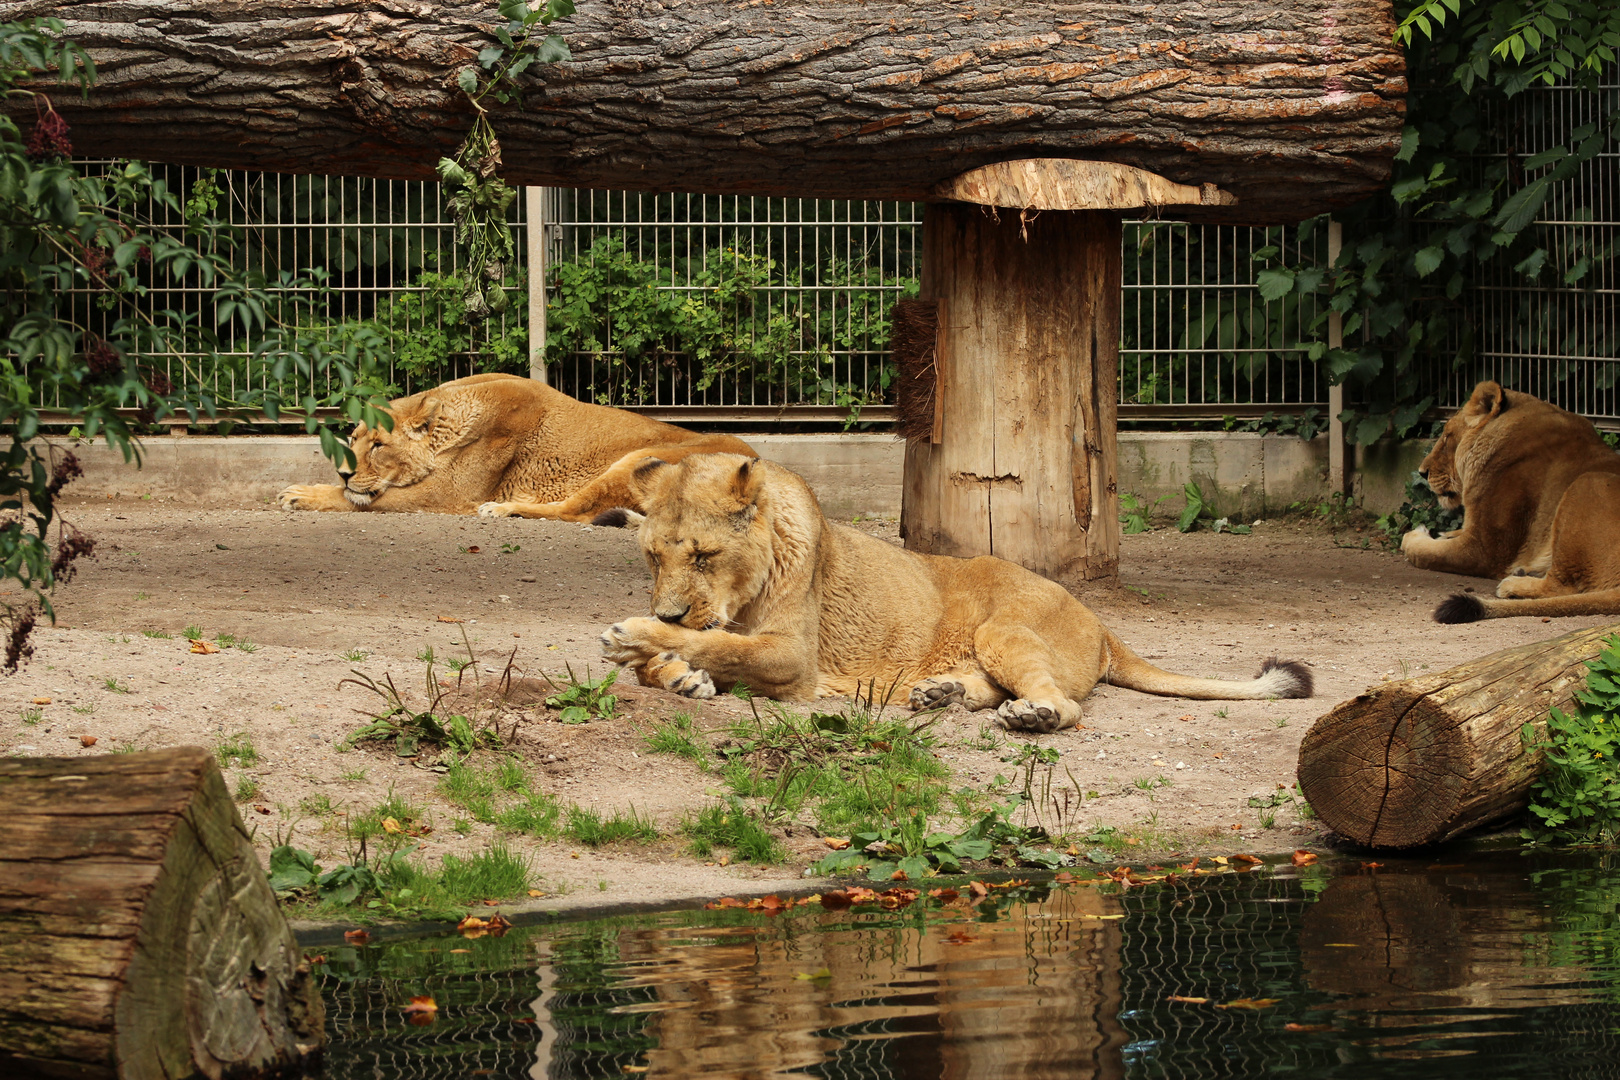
[416, 646, 436, 664]
[543, 666, 619, 724]
[1273, 716, 1289, 728]
[436, 844, 531, 902]
[134, 591, 150, 601]
[235, 639, 258, 654]
[563, 804, 657, 847]
[233, 776, 261, 802]
[142, 629, 170, 639]
[347, 790, 428, 844]
[495, 791, 563, 838]
[215, 632, 237, 649]
[343, 669, 501, 758]
[446, 656, 471, 673]
[1133, 774, 1170, 791]
[110, 741, 143, 755]
[644, 712, 709, 767]
[216, 732, 260, 768]
[438, 760, 501, 824]
[452, 817, 473, 836]
[1215, 706, 1230, 719]
[102, 677, 131, 694]
[342, 649, 369, 662]
[340, 767, 368, 782]
[495, 757, 527, 792]
[683, 798, 783, 863]
[71, 703, 94, 715]
[19, 707, 41, 725]
[299, 794, 339, 817]
[183, 624, 205, 641]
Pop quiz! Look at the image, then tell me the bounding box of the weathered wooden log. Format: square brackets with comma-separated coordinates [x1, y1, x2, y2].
[901, 202, 1121, 582]
[1297, 623, 1619, 849]
[3, 0, 1406, 223]
[0, 747, 323, 1079]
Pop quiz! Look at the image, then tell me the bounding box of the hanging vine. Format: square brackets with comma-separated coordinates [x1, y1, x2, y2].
[439, 0, 574, 320]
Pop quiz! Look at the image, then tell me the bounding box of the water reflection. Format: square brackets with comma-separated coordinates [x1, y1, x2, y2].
[315, 853, 1620, 1080]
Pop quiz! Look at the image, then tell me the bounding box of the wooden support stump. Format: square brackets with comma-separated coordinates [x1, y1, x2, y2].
[901, 201, 1122, 583]
[1296, 623, 1619, 849]
[0, 747, 324, 1079]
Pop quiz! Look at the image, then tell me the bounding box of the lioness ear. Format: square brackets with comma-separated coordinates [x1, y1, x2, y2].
[626, 456, 674, 504]
[730, 458, 764, 510]
[405, 397, 441, 439]
[1470, 380, 1507, 418]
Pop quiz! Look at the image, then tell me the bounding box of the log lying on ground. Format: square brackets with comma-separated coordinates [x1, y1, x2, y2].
[0, 747, 323, 1079]
[4, 0, 1407, 223]
[1297, 623, 1619, 849]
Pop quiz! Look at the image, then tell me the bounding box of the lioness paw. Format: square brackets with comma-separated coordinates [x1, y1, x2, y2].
[278, 485, 314, 510]
[995, 698, 1071, 734]
[477, 501, 514, 518]
[668, 666, 716, 699]
[909, 677, 965, 711]
[600, 617, 663, 665]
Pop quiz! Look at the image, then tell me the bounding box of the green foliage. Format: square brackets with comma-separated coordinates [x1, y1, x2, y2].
[644, 712, 710, 767]
[1119, 492, 1164, 534]
[1277, 1, 1620, 441]
[543, 666, 619, 724]
[683, 798, 784, 863]
[0, 19, 390, 666]
[1377, 469, 1466, 543]
[341, 270, 527, 378]
[1524, 634, 1620, 842]
[563, 804, 658, 847]
[811, 797, 1063, 880]
[1222, 408, 1327, 441]
[546, 235, 910, 418]
[343, 667, 502, 757]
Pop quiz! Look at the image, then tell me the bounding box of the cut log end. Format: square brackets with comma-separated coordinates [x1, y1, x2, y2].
[934, 159, 1236, 212]
[0, 748, 324, 1079]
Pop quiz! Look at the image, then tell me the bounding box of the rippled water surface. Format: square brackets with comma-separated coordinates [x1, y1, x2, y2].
[312, 850, 1620, 1079]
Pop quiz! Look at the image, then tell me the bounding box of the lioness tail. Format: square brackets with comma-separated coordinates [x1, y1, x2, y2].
[1435, 588, 1620, 623]
[1104, 635, 1313, 700]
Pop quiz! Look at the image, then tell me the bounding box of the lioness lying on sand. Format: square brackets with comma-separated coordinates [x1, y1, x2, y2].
[598, 453, 1312, 732]
[1400, 380, 1620, 622]
[278, 373, 754, 521]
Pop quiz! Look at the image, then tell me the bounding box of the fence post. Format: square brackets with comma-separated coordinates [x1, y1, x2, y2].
[1325, 218, 1349, 498]
[526, 187, 550, 385]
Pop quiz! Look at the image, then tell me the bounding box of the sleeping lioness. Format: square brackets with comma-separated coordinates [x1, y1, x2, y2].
[278, 373, 754, 521]
[597, 453, 1312, 732]
[1402, 380, 1620, 622]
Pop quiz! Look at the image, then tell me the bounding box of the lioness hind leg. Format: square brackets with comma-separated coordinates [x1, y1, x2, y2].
[639, 650, 716, 700]
[908, 674, 1006, 712]
[972, 623, 1086, 732]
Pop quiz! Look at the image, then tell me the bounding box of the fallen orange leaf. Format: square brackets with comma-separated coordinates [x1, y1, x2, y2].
[343, 929, 370, 945]
[1360, 861, 1383, 871]
[403, 995, 438, 1025]
[189, 639, 220, 654]
[437, 615, 464, 624]
[466, 546, 481, 553]
[818, 889, 854, 911]
[1166, 995, 1209, 1004]
[823, 836, 851, 850]
[1233, 854, 1263, 865]
[968, 881, 989, 898]
[527, 889, 546, 897]
[945, 929, 979, 945]
[1216, 998, 1281, 1010]
[381, 817, 402, 834]
[1285, 1022, 1334, 1032]
[79, 735, 97, 747]
[31, 697, 50, 705]
[456, 913, 512, 938]
[449, 948, 471, 954]
[1291, 849, 1319, 866]
[928, 887, 960, 902]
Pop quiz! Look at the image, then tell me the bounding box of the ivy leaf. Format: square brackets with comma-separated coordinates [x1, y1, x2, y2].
[1396, 126, 1420, 162]
[1255, 268, 1295, 301]
[456, 67, 479, 94]
[1412, 246, 1445, 277]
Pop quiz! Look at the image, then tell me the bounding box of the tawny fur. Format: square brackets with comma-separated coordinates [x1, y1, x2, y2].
[1400, 381, 1620, 622]
[277, 373, 754, 520]
[598, 454, 1311, 733]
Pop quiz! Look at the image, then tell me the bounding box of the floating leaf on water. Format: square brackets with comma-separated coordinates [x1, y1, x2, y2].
[403, 995, 438, 1025]
[343, 928, 370, 945]
[794, 967, 832, 981]
[1166, 995, 1209, 1004]
[1291, 850, 1318, 866]
[1216, 998, 1281, 1010]
[1285, 1023, 1334, 1032]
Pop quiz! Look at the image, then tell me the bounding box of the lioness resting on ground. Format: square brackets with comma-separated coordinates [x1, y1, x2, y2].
[596, 453, 1312, 732]
[1402, 381, 1620, 623]
[278, 373, 754, 520]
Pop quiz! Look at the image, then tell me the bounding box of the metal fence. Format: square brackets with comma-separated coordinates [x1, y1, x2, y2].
[64, 63, 1618, 431]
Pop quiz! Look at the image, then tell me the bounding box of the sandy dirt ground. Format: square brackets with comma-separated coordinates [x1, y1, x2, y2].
[4, 491, 1611, 917]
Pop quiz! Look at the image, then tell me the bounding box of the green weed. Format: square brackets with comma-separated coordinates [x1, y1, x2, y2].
[563, 804, 658, 847]
[183, 624, 205, 640]
[102, 677, 130, 694]
[644, 712, 709, 767]
[1524, 633, 1620, 843]
[142, 629, 170, 639]
[233, 776, 261, 801]
[343, 648, 369, 662]
[543, 666, 619, 724]
[683, 798, 783, 863]
[19, 707, 40, 725]
[216, 732, 260, 768]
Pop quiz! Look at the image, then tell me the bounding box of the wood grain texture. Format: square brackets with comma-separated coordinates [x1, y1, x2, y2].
[0, 0, 1405, 223]
[0, 748, 323, 1080]
[1296, 623, 1620, 849]
[936, 159, 1231, 210]
[900, 203, 1119, 583]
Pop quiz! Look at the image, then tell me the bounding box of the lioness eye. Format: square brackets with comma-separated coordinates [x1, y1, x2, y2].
[693, 550, 717, 570]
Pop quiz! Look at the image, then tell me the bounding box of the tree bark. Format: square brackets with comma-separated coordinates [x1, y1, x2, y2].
[0, 747, 324, 1080]
[1296, 623, 1619, 850]
[3, 0, 1406, 224]
[901, 203, 1120, 583]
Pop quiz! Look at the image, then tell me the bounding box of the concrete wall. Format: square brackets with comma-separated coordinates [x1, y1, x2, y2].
[49, 430, 1426, 520]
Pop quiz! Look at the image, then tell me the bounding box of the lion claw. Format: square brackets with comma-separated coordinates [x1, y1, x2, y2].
[600, 623, 639, 664]
[669, 666, 716, 699]
[477, 501, 512, 518]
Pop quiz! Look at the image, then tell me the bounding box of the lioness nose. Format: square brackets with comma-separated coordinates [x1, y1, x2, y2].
[655, 605, 689, 624]
[1418, 467, 1429, 479]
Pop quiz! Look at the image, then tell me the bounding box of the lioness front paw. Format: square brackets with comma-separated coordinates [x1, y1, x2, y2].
[477, 501, 514, 518]
[599, 617, 664, 665]
[909, 677, 965, 711]
[645, 651, 716, 699]
[995, 698, 1071, 734]
[278, 485, 316, 510]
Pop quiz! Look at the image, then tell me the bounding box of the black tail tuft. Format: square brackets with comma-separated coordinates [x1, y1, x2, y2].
[1433, 593, 1485, 624]
[592, 507, 634, 528]
[1258, 657, 1314, 698]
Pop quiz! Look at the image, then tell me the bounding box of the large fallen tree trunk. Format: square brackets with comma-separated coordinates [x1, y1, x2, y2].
[1297, 624, 1619, 849]
[0, 747, 323, 1079]
[3, 0, 1406, 223]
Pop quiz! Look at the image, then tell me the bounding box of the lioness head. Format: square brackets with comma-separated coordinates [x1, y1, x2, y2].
[339, 396, 442, 507]
[1420, 380, 1508, 510]
[627, 453, 775, 631]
